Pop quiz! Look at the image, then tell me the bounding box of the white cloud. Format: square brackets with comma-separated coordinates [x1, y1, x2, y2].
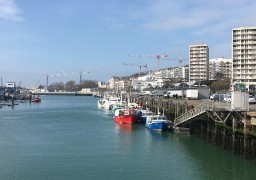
[126, 0, 256, 33]
[0, 0, 22, 21]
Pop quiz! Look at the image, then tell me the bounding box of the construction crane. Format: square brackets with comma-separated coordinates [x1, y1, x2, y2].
[164, 57, 189, 68]
[75, 71, 90, 85]
[122, 63, 147, 77]
[129, 54, 188, 70]
[42, 71, 90, 90]
[150, 54, 169, 71]
[129, 53, 168, 72]
[42, 73, 66, 91]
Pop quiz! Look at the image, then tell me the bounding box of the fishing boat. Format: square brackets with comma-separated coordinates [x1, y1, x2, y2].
[137, 109, 154, 124]
[112, 103, 126, 114]
[127, 102, 140, 109]
[104, 97, 121, 110]
[32, 97, 41, 103]
[97, 98, 107, 108]
[114, 108, 138, 124]
[145, 114, 173, 131]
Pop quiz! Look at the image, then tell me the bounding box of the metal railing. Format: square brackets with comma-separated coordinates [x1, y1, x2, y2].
[174, 101, 233, 126]
[174, 101, 214, 126]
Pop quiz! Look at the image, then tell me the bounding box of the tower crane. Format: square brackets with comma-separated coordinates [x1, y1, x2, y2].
[42, 73, 67, 92]
[164, 57, 189, 68]
[71, 71, 90, 85]
[122, 63, 147, 77]
[146, 54, 169, 72]
[129, 53, 168, 72]
[42, 71, 90, 91]
[129, 54, 188, 70]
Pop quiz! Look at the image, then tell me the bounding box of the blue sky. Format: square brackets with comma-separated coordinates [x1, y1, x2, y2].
[0, 0, 255, 87]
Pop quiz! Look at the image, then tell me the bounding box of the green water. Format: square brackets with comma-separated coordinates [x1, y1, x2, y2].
[0, 96, 255, 180]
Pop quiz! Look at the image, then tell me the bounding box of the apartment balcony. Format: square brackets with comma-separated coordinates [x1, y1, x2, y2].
[233, 47, 241, 50]
[233, 32, 241, 35]
[247, 41, 256, 44]
[233, 41, 241, 45]
[237, 46, 256, 50]
[247, 56, 256, 60]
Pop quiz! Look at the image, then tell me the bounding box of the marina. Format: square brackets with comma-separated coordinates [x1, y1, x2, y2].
[0, 95, 256, 179]
[1, 1, 256, 179]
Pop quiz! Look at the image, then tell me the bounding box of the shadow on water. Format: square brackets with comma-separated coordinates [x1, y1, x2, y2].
[173, 135, 256, 180]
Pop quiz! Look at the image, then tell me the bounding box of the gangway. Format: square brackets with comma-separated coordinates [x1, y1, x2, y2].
[174, 98, 248, 127]
[174, 101, 214, 127]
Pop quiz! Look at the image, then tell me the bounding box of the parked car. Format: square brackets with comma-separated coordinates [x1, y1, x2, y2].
[212, 94, 225, 101]
[210, 94, 216, 100]
[224, 94, 231, 102]
[249, 95, 256, 104]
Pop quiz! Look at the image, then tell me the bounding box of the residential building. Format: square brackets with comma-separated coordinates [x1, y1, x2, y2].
[209, 57, 232, 80]
[98, 81, 107, 89]
[189, 44, 209, 82]
[180, 65, 189, 82]
[232, 27, 256, 90]
[108, 77, 117, 89]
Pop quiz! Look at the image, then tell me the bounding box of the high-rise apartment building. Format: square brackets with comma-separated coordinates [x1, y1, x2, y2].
[209, 57, 232, 80]
[189, 44, 209, 82]
[232, 27, 256, 90]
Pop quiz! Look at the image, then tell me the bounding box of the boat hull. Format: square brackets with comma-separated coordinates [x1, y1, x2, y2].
[97, 100, 105, 108]
[145, 121, 167, 131]
[114, 114, 138, 124]
[32, 97, 41, 103]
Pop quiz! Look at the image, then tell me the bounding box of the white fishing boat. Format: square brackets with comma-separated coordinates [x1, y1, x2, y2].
[104, 97, 122, 110]
[97, 98, 107, 108]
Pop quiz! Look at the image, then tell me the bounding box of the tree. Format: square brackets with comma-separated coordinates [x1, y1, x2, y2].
[210, 78, 231, 93]
[80, 80, 98, 89]
[48, 82, 65, 92]
[65, 81, 79, 92]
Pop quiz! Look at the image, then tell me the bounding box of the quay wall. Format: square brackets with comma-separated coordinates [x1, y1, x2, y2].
[131, 95, 256, 160]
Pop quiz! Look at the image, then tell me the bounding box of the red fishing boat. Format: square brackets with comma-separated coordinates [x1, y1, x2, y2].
[32, 97, 41, 103]
[113, 109, 138, 124]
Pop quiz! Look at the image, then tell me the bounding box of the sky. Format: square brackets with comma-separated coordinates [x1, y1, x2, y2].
[0, 0, 255, 88]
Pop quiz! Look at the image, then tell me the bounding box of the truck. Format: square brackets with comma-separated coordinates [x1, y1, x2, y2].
[186, 89, 198, 100]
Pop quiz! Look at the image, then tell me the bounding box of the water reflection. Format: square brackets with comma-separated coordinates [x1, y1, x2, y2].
[114, 121, 133, 132]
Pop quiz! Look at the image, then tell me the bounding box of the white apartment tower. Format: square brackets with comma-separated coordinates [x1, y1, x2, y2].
[232, 27, 256, 90]
[189, 44, 209, 82]
[209, 57, 232, 80]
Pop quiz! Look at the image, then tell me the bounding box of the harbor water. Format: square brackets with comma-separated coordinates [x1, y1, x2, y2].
[0, 96, 256, 180]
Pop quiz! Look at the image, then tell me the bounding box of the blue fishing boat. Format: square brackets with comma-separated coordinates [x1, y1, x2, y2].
[145, 114, 173, 131]
[136, 109, 154, 124]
